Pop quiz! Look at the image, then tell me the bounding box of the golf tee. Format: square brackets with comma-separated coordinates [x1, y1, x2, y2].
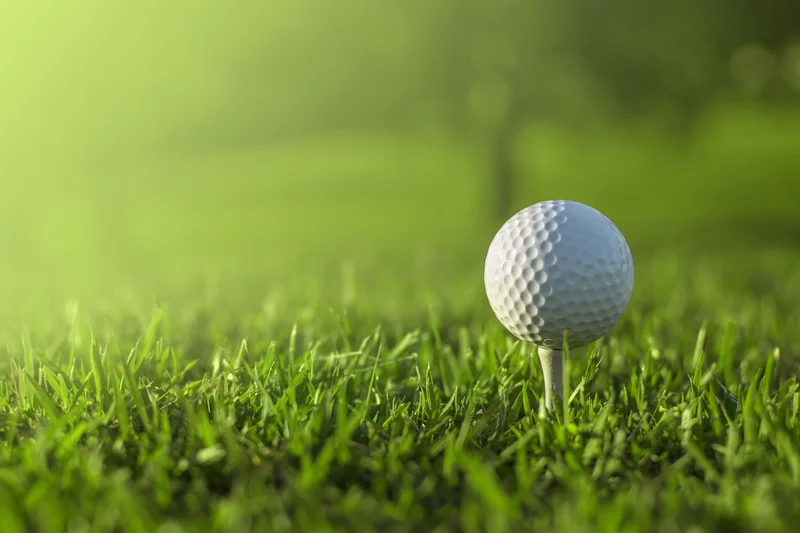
[537, 348, 563, 412]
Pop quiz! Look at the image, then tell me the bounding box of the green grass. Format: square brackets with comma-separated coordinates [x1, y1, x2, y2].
[1, 247, 800, 533]
[2, 107, 800, 532]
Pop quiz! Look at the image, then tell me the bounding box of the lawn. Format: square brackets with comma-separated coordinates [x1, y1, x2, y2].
[1, 109, 800, 532]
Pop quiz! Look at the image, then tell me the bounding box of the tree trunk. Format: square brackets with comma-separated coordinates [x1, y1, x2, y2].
[491, 112, 523, 222]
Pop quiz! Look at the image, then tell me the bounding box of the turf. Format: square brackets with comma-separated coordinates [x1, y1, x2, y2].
[2, 111, 800, 532]
[1, 247, 799, 533]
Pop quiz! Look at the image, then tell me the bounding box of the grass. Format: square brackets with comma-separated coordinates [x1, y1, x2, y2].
[1, 246, 800, 533]
[2, 108, 800, 532]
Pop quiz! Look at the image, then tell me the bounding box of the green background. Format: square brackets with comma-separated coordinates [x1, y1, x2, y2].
[2, 1, 798, 301]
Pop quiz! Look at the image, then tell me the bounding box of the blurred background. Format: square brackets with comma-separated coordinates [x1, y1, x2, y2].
[1, 0, 799, 310]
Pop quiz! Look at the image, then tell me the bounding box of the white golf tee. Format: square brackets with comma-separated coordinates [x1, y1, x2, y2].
[537, 347, 563, 412]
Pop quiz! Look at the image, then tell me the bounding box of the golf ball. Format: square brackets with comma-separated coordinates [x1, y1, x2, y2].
[484, 200, 634, 348]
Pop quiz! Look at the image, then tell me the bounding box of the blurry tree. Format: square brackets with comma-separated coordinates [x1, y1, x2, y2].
[421, 0, 738, 220]
[421, 0, 585, 220]
[418, 0, 800, 219]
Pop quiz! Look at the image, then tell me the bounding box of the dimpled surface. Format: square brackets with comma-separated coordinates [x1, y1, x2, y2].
[484, 200, 634, 348]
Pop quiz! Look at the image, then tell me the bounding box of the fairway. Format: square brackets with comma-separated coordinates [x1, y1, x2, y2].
[2, 120, 800, 532]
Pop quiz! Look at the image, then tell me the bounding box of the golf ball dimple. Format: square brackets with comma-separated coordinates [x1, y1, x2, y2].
[484, 200, 634, 348]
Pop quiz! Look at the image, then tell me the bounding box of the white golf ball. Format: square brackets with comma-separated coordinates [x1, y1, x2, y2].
[484, 200, 634, 348]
